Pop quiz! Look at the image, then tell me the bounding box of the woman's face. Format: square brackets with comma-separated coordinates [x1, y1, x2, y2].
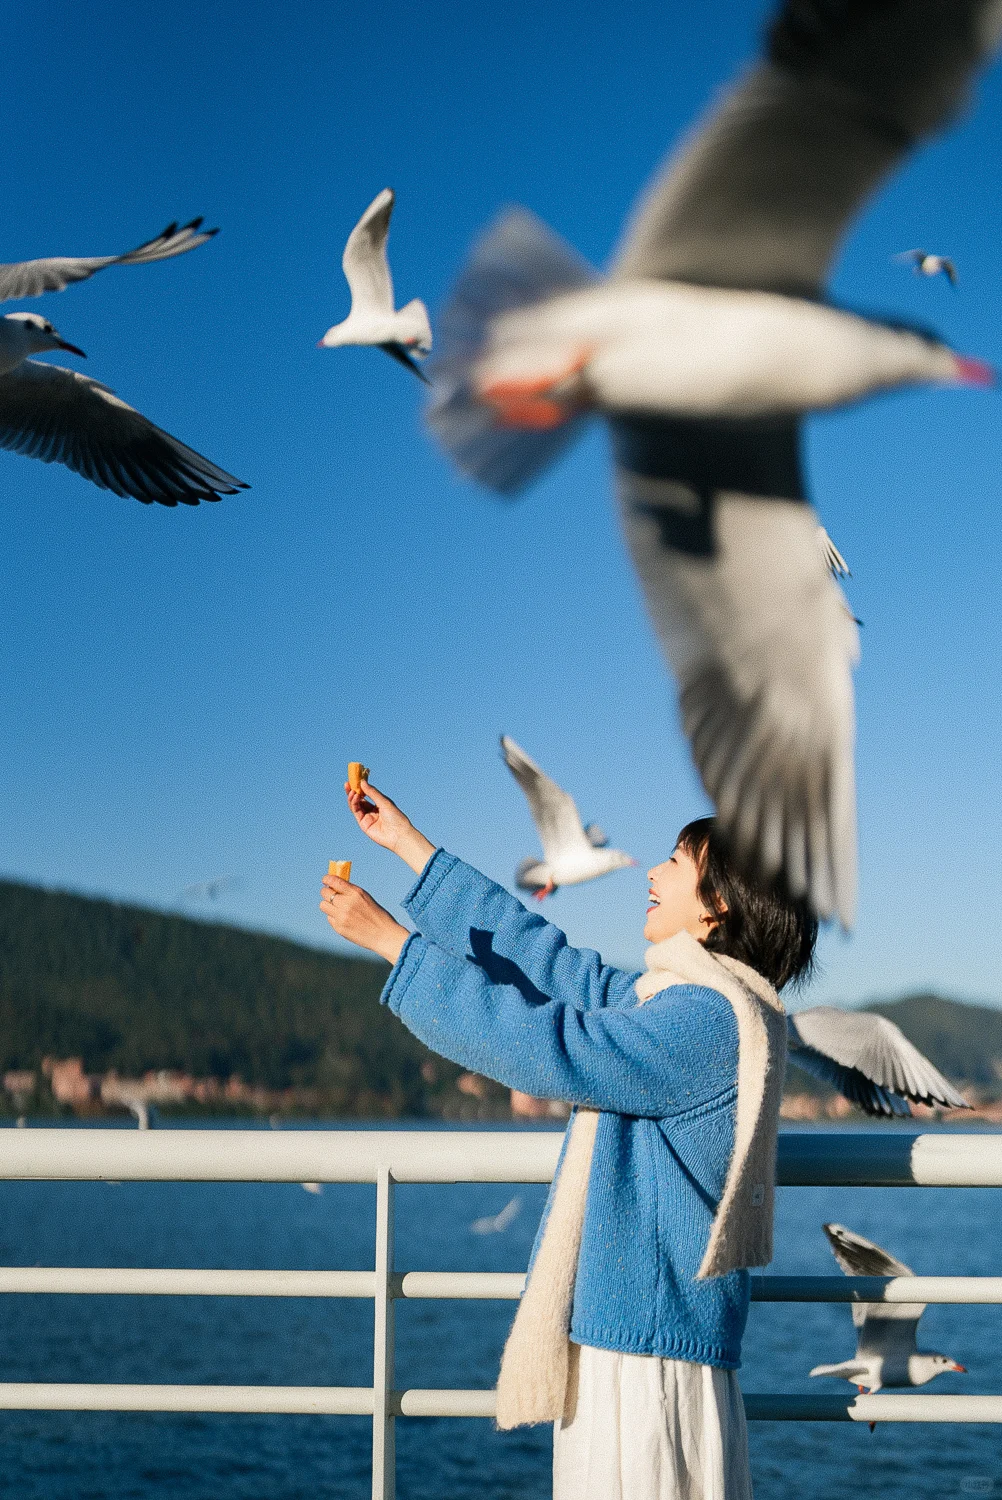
[644, 844, 720, 945]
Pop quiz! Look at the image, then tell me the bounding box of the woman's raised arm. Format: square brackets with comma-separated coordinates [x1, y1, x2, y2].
[402, 851, 638, 1011]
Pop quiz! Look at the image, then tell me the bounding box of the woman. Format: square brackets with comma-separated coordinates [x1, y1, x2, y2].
[320, 778, 816, 1500]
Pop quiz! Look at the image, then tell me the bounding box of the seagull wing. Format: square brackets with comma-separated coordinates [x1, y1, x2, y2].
[823, 1224, 924, 1349]
[0, 220, 218, 303]
[501, 735, 591, 865]
[0, 361, 248, 506]
[612, 0, 1002, 297]
[342, 189, 396, 316]
[788, 1007, 969, 1113]
[614, 415, 859, 925]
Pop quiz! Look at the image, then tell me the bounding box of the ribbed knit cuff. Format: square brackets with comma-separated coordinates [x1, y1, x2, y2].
[380, 932, 425, 1013]
[402, 848, 457, 915]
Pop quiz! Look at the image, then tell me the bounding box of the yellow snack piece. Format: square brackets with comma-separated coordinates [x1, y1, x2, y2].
[347, 762, 370, 793]
[328, 860, 352, 881]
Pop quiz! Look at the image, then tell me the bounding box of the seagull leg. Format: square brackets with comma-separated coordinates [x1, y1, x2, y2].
[532, 880, 556, 901]
[479, 351, 591, 430]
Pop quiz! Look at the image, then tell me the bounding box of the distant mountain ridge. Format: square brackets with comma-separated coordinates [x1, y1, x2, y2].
[0, 877, 994, 1113]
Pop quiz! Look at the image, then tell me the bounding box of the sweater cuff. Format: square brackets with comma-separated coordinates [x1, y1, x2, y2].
[402, 848, 458, 916]
[380, 932, 426, 1014]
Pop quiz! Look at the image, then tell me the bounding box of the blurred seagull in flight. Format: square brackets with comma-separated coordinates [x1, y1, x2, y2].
[471, 1196, 522, 1234]
[895, 249, 958, 285]
[810, 1222, 966, 1398]
[0, 219, 247, 506]
[501, 735, 635, 899]
[428, 0, 1000, 928]
[319, 189, 431, 381]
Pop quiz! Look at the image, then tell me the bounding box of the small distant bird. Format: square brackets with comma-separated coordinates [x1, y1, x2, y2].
[895, 250, 957, 286]
[125, 1099, 151, 1131]
[818, 526, 850, 579]
[318, 189, 431, 381]
[501, 735, 635, 899]
[181, 876, 241, 903]
[0, 219, 247, 505]
[786, 1006, 969, 1116]
[810, 1222, 966, 1396]
[428, 0, 1001, 929]
[471, 1196, 522, 1234]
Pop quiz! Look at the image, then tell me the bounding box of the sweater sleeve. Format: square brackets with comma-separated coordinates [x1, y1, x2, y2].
[382, 934, 738, 1117]
[402, 850, 640, 1011]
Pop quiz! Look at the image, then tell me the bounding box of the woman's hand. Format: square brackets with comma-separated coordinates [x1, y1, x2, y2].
[320, 873, 410, 965]
[345, 780, 436, 875]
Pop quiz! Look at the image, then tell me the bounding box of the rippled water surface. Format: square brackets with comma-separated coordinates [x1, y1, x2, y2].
[0, 1121, 998, 1499]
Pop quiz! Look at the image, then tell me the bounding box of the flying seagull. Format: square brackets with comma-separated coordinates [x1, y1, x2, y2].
[0, 219, 247, 506]
[501, 735, 635, 899]
[318, 188, 431, 381]
[427, 0, 1000, 928]
[786, 1007, 970, 1116]
[810, 1222, 966, 1397]
[894, 249, 957, 286]
[471, 1196, 522, 1235]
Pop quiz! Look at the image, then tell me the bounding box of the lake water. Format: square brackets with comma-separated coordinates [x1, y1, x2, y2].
[0, 1121, 998, 1499]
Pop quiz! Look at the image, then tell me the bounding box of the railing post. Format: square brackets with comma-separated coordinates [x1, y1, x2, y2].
[372, 1165, 396, 1500]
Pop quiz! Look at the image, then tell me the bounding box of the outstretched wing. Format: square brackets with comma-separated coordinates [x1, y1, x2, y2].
[612, 0, 1002, 297]
[501, 735, 591, 865]
[788, 1007, 969, 1114]
[0, 361, 248, 506]
[342, 189, 396, 315]
[823, 1223, 924, 1349]
[614, 414, 859, 925]
[0, 220, 218, 303]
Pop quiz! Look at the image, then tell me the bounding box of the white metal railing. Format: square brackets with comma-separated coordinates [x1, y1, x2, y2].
[0, 1128, 1000, 1499]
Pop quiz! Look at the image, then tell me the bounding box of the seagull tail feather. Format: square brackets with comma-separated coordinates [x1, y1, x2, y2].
[426, 208, 596, 495]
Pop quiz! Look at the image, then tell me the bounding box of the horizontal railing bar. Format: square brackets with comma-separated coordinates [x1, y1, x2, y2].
[0, 1130, 999, 1186]
[394, 1272, 525, 1300]
[744, 1393, 1002, 1422]
[3, 1269, 1000, 1305]
[751, 1276, 1002, 1304]
[0, 1268, 377, 1297]
[0, 1385, 998, 1422]
[0, 1130, 563, 1184]
[0, 1384, 374, 1414]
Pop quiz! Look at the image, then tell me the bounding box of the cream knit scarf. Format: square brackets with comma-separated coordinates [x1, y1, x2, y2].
[494, 929, 788, 1430]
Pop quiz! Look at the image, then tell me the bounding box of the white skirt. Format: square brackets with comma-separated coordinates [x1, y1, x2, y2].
[552, 1344, 753, 1500]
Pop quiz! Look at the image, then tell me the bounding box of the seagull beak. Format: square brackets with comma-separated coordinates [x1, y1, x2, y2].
[951, 1362, 967, 1373]
[954, 356, 994, 386]
[55, 339, 86, 358]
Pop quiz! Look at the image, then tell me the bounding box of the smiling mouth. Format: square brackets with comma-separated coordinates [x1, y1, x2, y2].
[647, 893, 660, 910]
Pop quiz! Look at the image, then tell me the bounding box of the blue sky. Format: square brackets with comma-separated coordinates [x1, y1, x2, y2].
[2, 0, 1001, 1007]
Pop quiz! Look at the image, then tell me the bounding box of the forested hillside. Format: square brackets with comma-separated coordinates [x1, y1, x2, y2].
[0, 878, 482, 1116]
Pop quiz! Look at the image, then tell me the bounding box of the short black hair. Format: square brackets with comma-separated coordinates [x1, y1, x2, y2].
[675, 816, 817, 992]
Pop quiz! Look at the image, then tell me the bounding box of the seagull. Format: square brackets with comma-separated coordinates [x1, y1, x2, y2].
[180, 876, 241, 903]
[471, 1196, 522, 1234]
[501, 735, 635, 899]
[0, 219, 247, 506]
[895, 249, 958, 286]
[318, 189, 431, 382]
[810, 1222, 966, 1399]
[125, 1099, 151, 1130]
[427, 0, 1001, 928]
[786, 1007, 970, 1116]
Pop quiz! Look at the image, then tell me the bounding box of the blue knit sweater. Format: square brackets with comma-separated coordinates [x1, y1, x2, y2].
[381, 849, 750, 1368]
